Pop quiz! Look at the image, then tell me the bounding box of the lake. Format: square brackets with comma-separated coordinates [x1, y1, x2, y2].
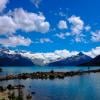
[0, 66, 100, 100]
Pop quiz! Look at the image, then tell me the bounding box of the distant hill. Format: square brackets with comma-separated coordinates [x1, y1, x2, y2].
[48, 52, 92, 66]
[80, 55, 100, 66]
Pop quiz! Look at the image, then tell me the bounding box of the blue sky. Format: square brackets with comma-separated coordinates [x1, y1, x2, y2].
[0, 0, 100, 52]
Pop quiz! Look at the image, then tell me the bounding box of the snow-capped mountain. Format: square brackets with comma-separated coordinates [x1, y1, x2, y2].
[0, 48, 78, 66]
[0, 47, 99, 66]
[48, 52, 92, 66]
[0, 48, 34, 66]
[20, 50, 79, 66]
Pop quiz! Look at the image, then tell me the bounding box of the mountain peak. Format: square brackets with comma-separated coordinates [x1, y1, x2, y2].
[78, 52, 84, 56]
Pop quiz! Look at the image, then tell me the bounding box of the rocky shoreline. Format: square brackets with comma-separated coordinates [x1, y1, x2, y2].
[0, 69, 100, 81]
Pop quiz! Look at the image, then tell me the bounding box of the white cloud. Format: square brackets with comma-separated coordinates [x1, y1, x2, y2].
[31, 0, 41, 8]
[54, 49, 78, 58]
[55, 32, 85, 43]
[0, 0, 9, 12]
[55, 33, 66, 39]
[91, 31, 100, 42]
[0, 15, 16, 35]
[11, 8, 50, 33]
[85, 25, 91, 32]
[65, 15, 86, 43]
[0, 8, 50, 35]
[68, 15, 84, 35]
[0, 8, 50, 47]
[55, 32, 70, 39]
[84, 47, 100, 58]
[56, 16, 91, 43]
[0, 35, 32, 47]
[58, 20, 67, 29]
[39, 38, 53, 43]
[74, 36, 82, 42]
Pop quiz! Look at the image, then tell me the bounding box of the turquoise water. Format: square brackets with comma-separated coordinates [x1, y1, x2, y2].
[0, 66, 100, 100]
[0, 66, 99, 75]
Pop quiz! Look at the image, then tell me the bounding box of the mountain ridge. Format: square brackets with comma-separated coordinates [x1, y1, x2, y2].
[0, 48, 99, 66]
[48, 52, 92, 66]
[79, 55, 100, 66]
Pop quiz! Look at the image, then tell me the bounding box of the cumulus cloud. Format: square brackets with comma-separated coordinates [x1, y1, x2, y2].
[58, 20, 67, 29]
[0, 8, 50, 35]
[73, 34, 86, 43]
[91, 31, 100, 42]
[0, 35, 32, 47]
[0, 0, 9, 12]
[56, 15, 93, 43]
[55, 32, 85, 43]
[68, 15, 84, 35]
[0, 8, 50, 47]
[11, 8, 50, 33]
[56, 15, 86, 42]
[0, 15, 16, 35]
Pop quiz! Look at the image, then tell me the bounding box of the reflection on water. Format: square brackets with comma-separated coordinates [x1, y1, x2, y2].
[0, 66, 100, 100]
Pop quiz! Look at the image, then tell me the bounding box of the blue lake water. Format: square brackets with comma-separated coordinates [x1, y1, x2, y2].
[0, 66, 100, 75]
[0, 66, 100, 100]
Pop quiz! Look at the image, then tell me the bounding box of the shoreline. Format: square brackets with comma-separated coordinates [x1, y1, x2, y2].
[0, 84, 33, 100]
[0, 69, 100, 81]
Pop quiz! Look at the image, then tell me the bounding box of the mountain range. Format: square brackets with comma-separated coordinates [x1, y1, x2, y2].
[48, 52, 92, 66]
[80, 55, 100, 66]
[0, 48, 34, 66]
[0, 48, 100, 66]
